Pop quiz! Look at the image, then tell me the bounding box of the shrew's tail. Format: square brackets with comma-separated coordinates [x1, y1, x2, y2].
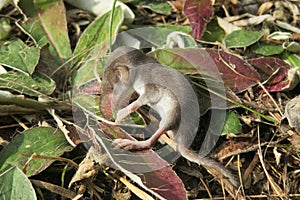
[178, 145, 239, 188]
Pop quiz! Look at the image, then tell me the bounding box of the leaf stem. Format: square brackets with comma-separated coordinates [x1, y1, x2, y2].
[109, 0, 118, 53]
[192, 81, 278, 124]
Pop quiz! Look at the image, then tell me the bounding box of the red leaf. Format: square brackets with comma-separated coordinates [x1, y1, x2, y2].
[153, 48, 260, 93]
[247, 57, 299, 92]
[98, 122, 187, 200]
[206, 49, 260, 92]
[184, 0, 214, 40]
[143, 168, 187, 200]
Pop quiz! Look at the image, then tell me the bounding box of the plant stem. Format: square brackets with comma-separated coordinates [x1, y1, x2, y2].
[109, 0, 118, 53]
[192, 81, 278, 124]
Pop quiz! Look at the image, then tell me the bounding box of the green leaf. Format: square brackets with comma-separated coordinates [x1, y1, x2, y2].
[282, 53, 300, 71]
[221, 111, 242, 135]
[0, 39, 40, 75]
[23, 19, 48, 47]
[122, 27, 196, 48]
[0, 127, 73, 176]
[0, 71, 56, 96]
[141, 1, 172, 15]
[284, 41, 300, 53]
[73, 94, 101, 116]
[22, 0, 72, 65]
[0, 89, 71, 116]
[252, 43, 284, 56]
[71, 58, 105, 87]
[34, 0, 71, 62]
[202, 18, 226, 42]
[73, 7, 124, 66]
[224, 30, 263, 48]
[157, 25, 192, 34]
[0, 167, 37, 200]
[0, 18, 11, 41]
[18, 0, 36, 17]
[0, 90, 60, 114]
[152, 48, 261, 93]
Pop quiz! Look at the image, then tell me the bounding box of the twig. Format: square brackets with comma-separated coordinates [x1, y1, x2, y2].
[47, 108, 76, 147]
[118, 176, 155, 200]
[256, 81, 284, 117]
[11, 115, 28, 130]
[257, 125, 284, 198]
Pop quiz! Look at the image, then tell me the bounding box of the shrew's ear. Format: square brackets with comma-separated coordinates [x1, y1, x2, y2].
[115, 64, 130, 84]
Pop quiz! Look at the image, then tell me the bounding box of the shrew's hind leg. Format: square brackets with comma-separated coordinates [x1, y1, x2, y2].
[112, 127, 167, 150]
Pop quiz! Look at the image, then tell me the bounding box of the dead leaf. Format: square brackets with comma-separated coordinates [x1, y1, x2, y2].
[232, 14, 275, 27]
[276, 1, 299, 24]
[258, 2, 274, 15]
[288, 131, 300, 151]
[217, 17, 241, 35]
[170, 0, 185, 12]
[69, 148, 101, 188]
[285, 95, 300, 128]
[31, 179, 78, 199]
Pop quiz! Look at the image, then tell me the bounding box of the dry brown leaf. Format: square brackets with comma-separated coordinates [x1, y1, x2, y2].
[31, 179, 78, 199]
[288, 130, 300, 151]
[292, 33, 300, 41]
[285, 95, 300, 128]
[232, 14, 274, 26]
[280, 1, 299, 24]
[230, 0, 238, 5]
[170, 0, 185, 12]
[216, 140, 250, 159]
[258, 2, 274, 15]
[257, 149, 284, 196]
[217, 17, 241, 35]
[243, 154, 259, 188]
[69, 148, 101, 188]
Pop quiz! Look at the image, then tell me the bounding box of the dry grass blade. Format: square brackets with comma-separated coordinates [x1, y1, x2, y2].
[257, 126, 284, 198]
[117, 176, 156, 200]
[256, 81, 284, 117]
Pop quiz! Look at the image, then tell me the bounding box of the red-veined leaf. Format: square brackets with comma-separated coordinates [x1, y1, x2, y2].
[184, 0, 213, 40]
[247, 57, 299, 92]
[152, 48, 260, 93]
